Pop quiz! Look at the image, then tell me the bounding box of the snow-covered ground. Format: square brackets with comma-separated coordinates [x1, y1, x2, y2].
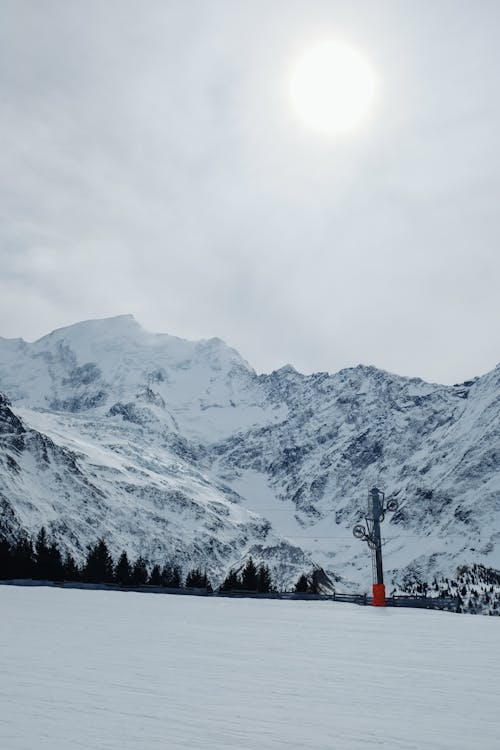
[1, 586, 499, 749]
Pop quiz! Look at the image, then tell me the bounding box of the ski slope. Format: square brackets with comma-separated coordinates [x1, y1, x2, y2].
[1, 586, 499, 749]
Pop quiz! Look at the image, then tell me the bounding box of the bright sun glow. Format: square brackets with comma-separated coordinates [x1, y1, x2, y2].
[290, 41, 377, 135]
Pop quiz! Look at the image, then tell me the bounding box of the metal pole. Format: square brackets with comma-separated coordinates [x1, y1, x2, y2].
[353, 488, 399, 608]
[370, 487, 385, 606]
[371, 487, 384, 585]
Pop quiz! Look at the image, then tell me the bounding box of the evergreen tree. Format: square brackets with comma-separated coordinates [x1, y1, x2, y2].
[295, 573, 309, 593]
[34, 527, 50, 580]
[11, 536, 35, 578]
[63, 552, 80, 581]
[257, 564, 273, 593]
[83, 539, 114, 583]
[185, 568, 208, 588]
[0, 536, 13, 579]
[47, 542, 64, 581]
[219, 569, 240, 592]
[130, 556, 148, 586]
[184, 568, 212, 591]
[160, 564, 183, 589]
[308, 569, 321, 595]
[170, 565, 182, 588]
[160, 564, 173, 588]
[149, 564, 162, 586]
[114, 551, 132, 586]
[185, 569, 200, 587]
[241, 557, 258, 591]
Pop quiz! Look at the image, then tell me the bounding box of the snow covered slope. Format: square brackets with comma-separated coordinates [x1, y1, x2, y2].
[1, 586, 499, 750]
[0, 315, 499, 587]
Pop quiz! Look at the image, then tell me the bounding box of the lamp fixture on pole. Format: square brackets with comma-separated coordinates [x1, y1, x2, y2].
[353, 487, 398, 607]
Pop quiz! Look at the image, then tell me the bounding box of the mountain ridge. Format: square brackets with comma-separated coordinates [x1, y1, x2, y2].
[0, 315, 498, 589]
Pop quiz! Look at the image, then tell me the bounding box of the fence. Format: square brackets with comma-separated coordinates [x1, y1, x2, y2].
[386, 595, 460, 612]
[0, 579, 460, 612]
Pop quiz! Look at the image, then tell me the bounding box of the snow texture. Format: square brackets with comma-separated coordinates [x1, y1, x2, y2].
[1, 585, 499, 750]
[0, 315, 499, 588]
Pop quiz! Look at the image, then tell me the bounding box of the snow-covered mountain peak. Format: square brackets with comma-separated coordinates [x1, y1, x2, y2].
[0, 316, 264, 440]
[274, 364, 298, 375]
[34, 313, 143, 343]
[30, 315, 253, 376]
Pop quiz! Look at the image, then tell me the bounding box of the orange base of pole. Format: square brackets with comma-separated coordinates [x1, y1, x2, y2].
[372, 583, 386, 607]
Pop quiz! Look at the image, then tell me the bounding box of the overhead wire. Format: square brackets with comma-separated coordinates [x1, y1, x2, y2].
[239, 503, 419, 539]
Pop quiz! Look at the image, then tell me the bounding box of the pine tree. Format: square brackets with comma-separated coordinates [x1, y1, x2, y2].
[170, 565, 182, 588]
[187, 568, 212, 590]
[257, 564, 273, 593]
[47, 542, 64, 581]
[34, 527, 50, 580]
[83, 539, 114, 583]
[149, 564, 162, 586]
[161, 564, 183, 588]
[295, 573, 309, 593]
[11, 536, 35, 579]
[160, 564, 173, 587]
[185, 568, 208, 588]
[0, 536, 13, 579]
[241, 557, 258, 591]
[130, 556, 148, 586]
[63, 552, 80, 581]
[219, 570, 240, 592]
[308, 569, 321, 595]
[114, 551, 132, 586]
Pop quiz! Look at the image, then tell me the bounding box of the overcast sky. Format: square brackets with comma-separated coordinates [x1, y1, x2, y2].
[1, 0, 499, 383]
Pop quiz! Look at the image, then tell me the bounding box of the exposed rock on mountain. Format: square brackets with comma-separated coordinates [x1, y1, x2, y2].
[0, 315, 498, 588]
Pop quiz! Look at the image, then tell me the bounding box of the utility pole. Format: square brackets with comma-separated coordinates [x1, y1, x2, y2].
[353, 487, 398, 607]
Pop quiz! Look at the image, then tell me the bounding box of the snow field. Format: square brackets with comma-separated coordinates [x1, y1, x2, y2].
[1, 586, 499, 749]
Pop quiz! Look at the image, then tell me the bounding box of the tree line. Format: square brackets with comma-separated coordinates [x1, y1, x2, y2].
[0, 527, 286, 594]
[0, 527, 324, 595]
[0, 528, 210, 590]
[397, 564, 500, 616]
[219, 557, 274, 593]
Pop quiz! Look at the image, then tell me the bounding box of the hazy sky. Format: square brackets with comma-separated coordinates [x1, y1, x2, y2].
[1, 0, 499, 383]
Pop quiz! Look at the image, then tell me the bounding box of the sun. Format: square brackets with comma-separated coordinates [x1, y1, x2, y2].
[290, 41, 377, 135]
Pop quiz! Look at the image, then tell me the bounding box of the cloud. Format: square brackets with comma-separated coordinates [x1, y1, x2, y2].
[1, 0, 499, 383]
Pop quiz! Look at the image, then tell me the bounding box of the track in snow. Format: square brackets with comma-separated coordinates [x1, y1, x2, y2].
[1, 586, 499, 749]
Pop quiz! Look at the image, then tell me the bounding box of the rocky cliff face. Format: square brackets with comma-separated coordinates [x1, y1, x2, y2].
[0, 315, 498, 588]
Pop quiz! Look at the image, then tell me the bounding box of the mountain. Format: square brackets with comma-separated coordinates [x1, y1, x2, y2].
[0, 314, 499, 589]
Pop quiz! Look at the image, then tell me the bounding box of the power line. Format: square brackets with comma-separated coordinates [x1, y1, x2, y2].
[280, 535, 422, 539]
